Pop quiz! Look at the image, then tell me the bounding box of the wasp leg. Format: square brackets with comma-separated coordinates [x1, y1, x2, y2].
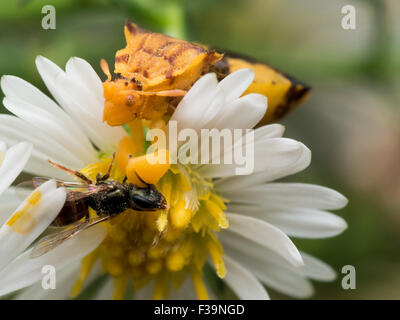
[48, 160, 93, 184]
[97, 152, 116, 182]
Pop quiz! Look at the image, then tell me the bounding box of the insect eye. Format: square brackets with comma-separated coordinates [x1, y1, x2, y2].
[130, 193, 155, 210]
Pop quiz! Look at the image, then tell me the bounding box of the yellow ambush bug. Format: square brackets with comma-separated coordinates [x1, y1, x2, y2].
[102, 21, 310, 126]
[210, 53, 310, 126]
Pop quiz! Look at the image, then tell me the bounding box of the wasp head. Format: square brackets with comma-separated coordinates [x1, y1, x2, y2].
[128, 184, 167, 211]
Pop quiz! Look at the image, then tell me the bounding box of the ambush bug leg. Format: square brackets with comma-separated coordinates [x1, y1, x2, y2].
[100, 58, 112, 81]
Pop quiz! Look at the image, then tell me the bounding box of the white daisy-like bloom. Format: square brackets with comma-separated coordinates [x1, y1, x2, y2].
[0, 56, 348, 300]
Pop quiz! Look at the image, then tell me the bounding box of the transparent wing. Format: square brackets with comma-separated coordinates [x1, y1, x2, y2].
[29, 215, 110, 259]
[16, 177, 109, 201]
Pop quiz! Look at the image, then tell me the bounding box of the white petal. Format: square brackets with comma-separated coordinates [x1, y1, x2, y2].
[3, 97, 95, 164]
[36, 56, 125, 153]
[223, 255, 270, 300]
[56, 77, 125, 153]
[226, 213, 303, 267]
[65, 57, 104, 101]
[265, 208, 347, 239]
[0, 142, 32, 196]
[299, 251, 336, 281]
[199, 86, 225, 129]
[21, 152, 72, 180]
[0, 75, 97, 162]
[215, 143, 311, 191]
[223, 241, 313, 299]
[213, 93, 267, 130]
[0, 140, 6, 155]
[0, 188, 22, 225]
[0, 224, 106, 297]
[196, 123, 286, 170]
[225, 183, 348, 210]
[0, 181, 65, 271]
[200, 138, 305, 178]
[217, 68, 254, 102]
[0, 115, 85, 175]
[15, 261, 80, 300]
[254, 124, 285, 139]
[1, 75, 75, 126]
[170, 73, 218, 131]
[221, 231, 335, 288]
[35, 56, 70, 111]
[227, 204, 347, 239]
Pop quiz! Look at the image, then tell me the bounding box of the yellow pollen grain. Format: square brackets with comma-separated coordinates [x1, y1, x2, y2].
[7, 189, 41, 234]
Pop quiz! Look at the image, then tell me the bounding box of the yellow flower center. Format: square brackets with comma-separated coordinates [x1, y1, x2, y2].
[70, 121, 228, 300]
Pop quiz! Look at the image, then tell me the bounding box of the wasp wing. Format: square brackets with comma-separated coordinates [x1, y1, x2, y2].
[16, 178, 111, 202]
[29, 215, 110, 259]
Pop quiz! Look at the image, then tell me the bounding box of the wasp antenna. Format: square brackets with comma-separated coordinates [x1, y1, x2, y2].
[100, 58, 112, 81]
[48, 160, 93, 185]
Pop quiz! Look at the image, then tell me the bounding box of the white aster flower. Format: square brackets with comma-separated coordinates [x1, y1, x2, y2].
[0, 56, 348, 300]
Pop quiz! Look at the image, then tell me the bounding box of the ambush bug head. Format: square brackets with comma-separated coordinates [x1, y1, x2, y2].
[101, 59, 144, 126]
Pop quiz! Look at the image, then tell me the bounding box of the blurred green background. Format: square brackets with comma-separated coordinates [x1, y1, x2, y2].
[1, 0, 400, 299]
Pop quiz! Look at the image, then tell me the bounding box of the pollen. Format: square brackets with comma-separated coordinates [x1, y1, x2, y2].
[72, 131, 229, 300]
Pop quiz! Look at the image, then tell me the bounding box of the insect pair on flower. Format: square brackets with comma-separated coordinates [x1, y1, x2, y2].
[23, 20, 310, 260]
